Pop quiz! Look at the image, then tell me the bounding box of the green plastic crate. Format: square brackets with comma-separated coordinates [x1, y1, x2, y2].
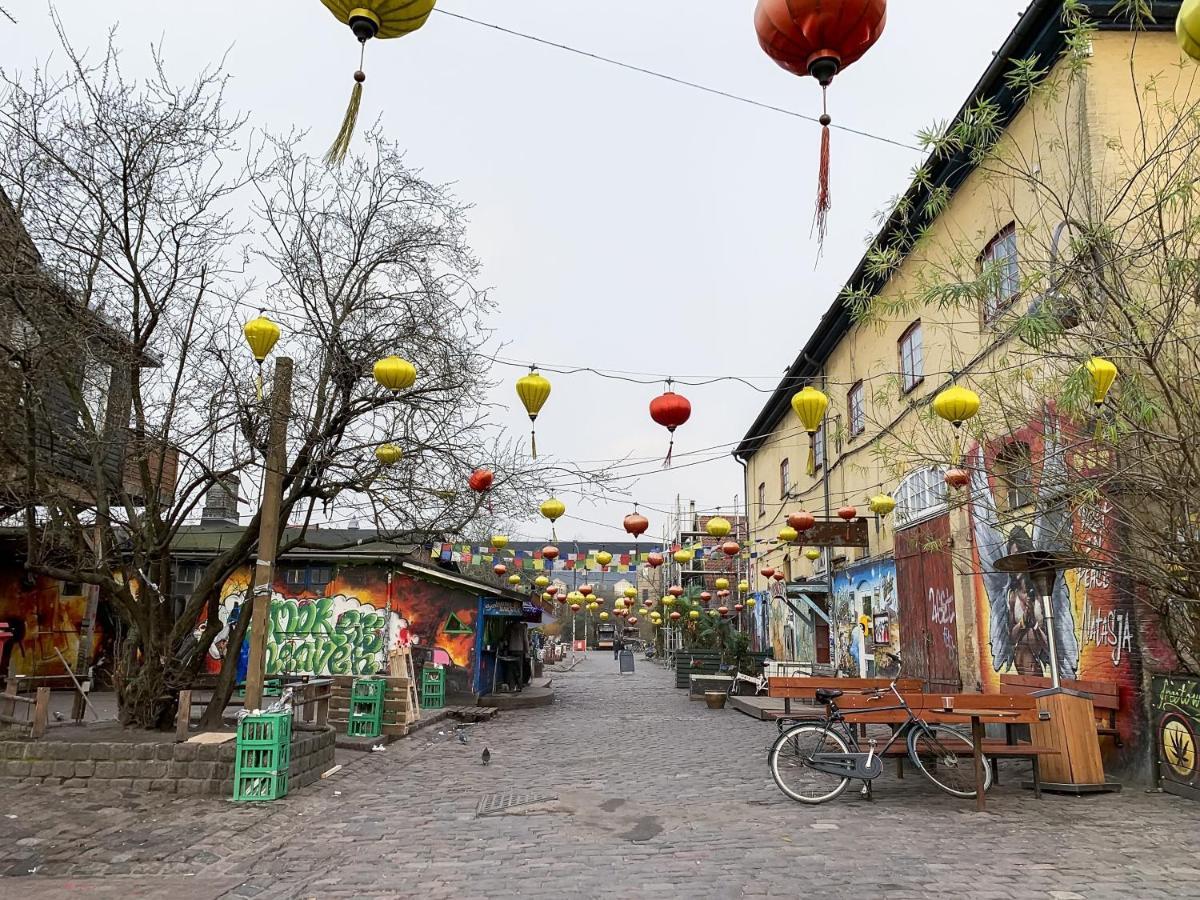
[233, 771, 287, 802]
[235, 742, 290, 776]
[347, 715, 382, 738]
[236, 711, 292, 747]
[351, 677, 386, 700]
[421, 667, 445, 710]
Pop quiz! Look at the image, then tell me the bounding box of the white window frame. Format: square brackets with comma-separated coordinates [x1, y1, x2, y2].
[894, 466, 948, 528]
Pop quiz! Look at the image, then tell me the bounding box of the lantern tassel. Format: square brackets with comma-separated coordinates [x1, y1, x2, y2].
[530, 427, 538, 460]
[326, 48, 366, 167]
[807, 436, 816, 477]
[255, 362, 264, 402]
[813, 95, 832, 246]
[663, 436, 675, 469]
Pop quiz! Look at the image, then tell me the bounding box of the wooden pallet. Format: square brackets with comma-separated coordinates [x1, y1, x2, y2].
[387, 647, 421, 724]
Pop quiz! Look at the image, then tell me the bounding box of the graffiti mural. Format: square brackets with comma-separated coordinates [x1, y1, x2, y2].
[968, 416, 1140, 747]
[1152, 676, 1200, 800]
[831, 558, 897, 677]
[0, 571, 110, 678]
[201, 565, 477, 680]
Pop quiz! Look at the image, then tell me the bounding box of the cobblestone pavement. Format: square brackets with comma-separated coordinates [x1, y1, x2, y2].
[3, 654, 1200, 899]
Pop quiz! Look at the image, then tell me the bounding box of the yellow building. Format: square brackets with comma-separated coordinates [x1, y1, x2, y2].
[735, 0, 1187, 762]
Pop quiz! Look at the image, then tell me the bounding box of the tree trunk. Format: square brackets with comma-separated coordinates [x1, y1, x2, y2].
[198, 593, 255, 730]
[116, 633, 177, 730]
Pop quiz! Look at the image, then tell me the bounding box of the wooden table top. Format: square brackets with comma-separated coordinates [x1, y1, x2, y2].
[932, 708, 1022, 718]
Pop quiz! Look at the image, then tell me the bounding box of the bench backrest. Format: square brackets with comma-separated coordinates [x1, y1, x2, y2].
[999, 674, 1120, 710]
[775, 689, 1042, 726]
[769, 676, 923, 699]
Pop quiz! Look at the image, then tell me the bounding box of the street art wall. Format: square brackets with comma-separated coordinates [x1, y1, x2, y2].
[831, 558, 898, 678]
[0, 570, 110, 678]
[200, 564, 477, 688]
[967, 418, 1142, 753]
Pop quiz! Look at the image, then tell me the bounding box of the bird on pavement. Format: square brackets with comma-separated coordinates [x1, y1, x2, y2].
[481, 747, 490, 766]
[457, 730, 468, 745]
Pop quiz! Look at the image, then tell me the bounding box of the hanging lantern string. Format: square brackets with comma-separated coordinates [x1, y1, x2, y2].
[326, 41, 368, 166]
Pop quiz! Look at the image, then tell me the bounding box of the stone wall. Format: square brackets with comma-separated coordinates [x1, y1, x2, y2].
[0, 724, 335, 796]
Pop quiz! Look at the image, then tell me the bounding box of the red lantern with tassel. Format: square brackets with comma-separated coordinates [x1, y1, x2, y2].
[646, 552, 664, 568]
[624, 509, 650, 539]
[721, 540, 741, 557]
[788, 511, 817, 532]
[649, 382, 692, 468]
[468, 468, 494, 493]
[837, 506, 858, 522]
[754, 0, 888, 244]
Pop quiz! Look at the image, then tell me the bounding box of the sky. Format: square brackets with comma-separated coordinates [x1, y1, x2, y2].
[3, 0, 1031, 545]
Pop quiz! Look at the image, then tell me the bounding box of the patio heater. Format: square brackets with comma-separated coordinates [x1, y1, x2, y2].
[993, 549, 1119, 794]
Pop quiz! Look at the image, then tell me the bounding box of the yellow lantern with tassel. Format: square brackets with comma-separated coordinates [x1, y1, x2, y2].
[673, 549, 693, 565]
[535, 575, 550, 589]
[623, 586, 638, 600]
[507, 574, 521, 586]
[539, 497, 565, 523]
[868, 494, 896, 517]
[516, 367, 552, 458]
[791, 386, 828, 476]
[596, 550, 613, 567]
[705, 516, 732, 538]
[778, 526, 799, 544]
[933, 385, 980, 464]
[243, 315, 281, 400]
[492, 535, 509, 550]
[738, 580, 750, 593]
[1084, 357, 1118, 408]
[1179, 0, 1200, 60]
[320, 1, 437, 165]
[714, 577, 729, 591]
[374, 443, 402, 466]
[805, 547, 821, 561]
[374, 355, 417, 393]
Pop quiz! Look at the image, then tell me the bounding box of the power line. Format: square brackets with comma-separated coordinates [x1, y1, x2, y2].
[433, 8, 922, 154]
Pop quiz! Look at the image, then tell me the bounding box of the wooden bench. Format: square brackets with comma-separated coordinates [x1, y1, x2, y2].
[1000, 674, 1121, 745]
[771, 685, 1059, 798]
[769, 676, 925, 721]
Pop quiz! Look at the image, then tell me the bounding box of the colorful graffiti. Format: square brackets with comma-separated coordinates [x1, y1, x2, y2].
[0, 570, 109, 678]
[201, 565, 477, 679]
[831, 558, 897, 677]
[967, 418, 1139, 747]
[1152, 676, 1200, 799]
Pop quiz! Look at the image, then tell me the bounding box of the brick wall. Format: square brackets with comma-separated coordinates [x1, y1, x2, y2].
[0, 723, 335, 796]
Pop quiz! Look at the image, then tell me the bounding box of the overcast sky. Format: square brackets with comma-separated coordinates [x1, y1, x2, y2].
[4, 0, 1031, 545]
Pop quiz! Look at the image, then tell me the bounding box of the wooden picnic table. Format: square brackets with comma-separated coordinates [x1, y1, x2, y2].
[933, 707, 1022, 812]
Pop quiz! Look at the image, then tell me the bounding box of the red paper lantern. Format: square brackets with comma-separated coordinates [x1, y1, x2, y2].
[734, 603, 745, 613]
[718, 606, 730, 616]
[542, 545, 560, 561]
[760, 567, 775, 579]
[773, 572, 785, 582]
[579, 585, 593, 597]
[669, 611, 682, 621]
[468, 468, 494, 493]
[788, 511, 816, 532]
[721, 540, 741, 557]
[570, 603, 581, 613]
[754, 0, 888, 243]
[493, 564, 507, 576]
[546, 586, 559, 596]
[717, 590, 730, 600]
[646, 551, 664, 568]
[668, 585, 684, 598]
[649, 384, 692, 467]
[838, 506, 858, 521]
[945, 468, 970, 489]
[624, 510, 650, 538]
[629, 616, 639, 625]
[700, 591, 713, 604]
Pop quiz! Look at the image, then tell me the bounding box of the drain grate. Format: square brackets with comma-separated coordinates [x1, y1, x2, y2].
[476, 791, 559, 817]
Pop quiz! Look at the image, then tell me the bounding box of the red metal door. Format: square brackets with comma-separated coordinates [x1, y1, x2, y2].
[895, 514, 961, 695]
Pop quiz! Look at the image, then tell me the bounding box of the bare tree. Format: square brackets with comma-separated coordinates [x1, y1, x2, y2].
[0, 28, 567, 728]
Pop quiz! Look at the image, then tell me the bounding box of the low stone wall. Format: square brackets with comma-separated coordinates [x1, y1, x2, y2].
[0, 724, 335, 796]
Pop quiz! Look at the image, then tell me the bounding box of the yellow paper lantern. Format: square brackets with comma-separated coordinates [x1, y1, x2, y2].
[708, 609, 719, 618]
[791, 386, 829, 475]
[673, 549, 693, 564]
[535, 575, 550, 588]
[507, 574, 521, 586]
[539, 497, 566, 523]
[746, 597, 756, 608]
[492, 535, 509, 550]
[778, 526, 798, 544]
[638, 607, 649, 615]
[714, 577, 729, 591]
[805, 548, 821, 561]
[868, 494, 897, 517]
[689, 610, 701, 620]
[374, 443, 402, 466]
[738, 580, 750, 593]
[596, 550, 613, 567]
[243, 315, 281, 363]
[587, 602, 599, 612]
[1180, 0, 1200, 60]
[1084, 357, 1118, 409]
[373, 356, 417, 393]
[516, 368, 552, 458]
[662, 596, 676, 607]
[706, 517, 732, 538]
[599, 611, 609, 621]
[932, 386, 981, 427]
[623, 586, 638, 599]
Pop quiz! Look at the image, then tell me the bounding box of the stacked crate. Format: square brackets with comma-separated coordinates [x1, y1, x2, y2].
[420, 666, 446, 710]
[232, 710, 292, 802]
[329, 673, 418, 738]
[347, 677, 385, 737]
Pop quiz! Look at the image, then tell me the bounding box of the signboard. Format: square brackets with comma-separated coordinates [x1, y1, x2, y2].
[1152, 675, 1200, 800]
[872, 613, 891, 646]
[797, 518, 870, 548]
[522, 601, 544, 624]
[482, 599, 525, 618]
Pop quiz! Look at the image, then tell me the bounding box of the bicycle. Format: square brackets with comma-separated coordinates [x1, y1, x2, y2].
[767, 659, 992, 804]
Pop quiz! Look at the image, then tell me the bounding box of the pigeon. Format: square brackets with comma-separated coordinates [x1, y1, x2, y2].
[457, 730, 469, 745]
[481, 747, 490, 766]
[53, 711, 64, 722]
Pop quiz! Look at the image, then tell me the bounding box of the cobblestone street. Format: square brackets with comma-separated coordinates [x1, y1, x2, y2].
[3, 655, 1199, 899]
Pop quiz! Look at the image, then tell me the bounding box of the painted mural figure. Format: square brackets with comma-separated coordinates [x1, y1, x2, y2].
[969, 440, 1081, 680]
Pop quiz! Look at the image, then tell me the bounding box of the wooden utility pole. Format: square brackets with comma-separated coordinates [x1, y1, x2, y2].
[243, 357, 293, 710]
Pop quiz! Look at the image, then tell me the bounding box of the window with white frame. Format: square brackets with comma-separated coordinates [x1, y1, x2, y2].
[981, 223, 1020, 322]
[814, 422, 826, 471]
[899, 322, 923, 393]
[780, 458, 790, 497]
[847, 381, 865, 437]
[758, 482, 766, 518]
[894, 467, 948, 527]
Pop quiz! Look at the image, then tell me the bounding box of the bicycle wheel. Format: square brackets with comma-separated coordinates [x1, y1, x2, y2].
[769, 725, 851, 804]
[907, 724, 992, 799]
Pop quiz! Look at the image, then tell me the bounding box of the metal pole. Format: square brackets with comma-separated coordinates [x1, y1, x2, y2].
[244, 357, 293, 710]
[820, 375, 834, 667]
[1042, 591, 1062, 690]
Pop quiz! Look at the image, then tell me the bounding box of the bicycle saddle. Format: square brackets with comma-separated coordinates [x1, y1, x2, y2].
[814, 688, 843, 704]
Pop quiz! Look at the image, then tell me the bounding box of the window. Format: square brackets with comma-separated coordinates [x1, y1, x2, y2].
[813, 422, 826, 472]
[847, 381, 865, 437]
[283, 567, 307, 590]
[780, 458, 790, 498]
[981, 223, 1020, 322]
[895, 467, 948, 527]
[995, 441, 1034, 511]
[899, 322, 923, 393]
[61, 582, 84, 597]
[758, 482, 766, 518]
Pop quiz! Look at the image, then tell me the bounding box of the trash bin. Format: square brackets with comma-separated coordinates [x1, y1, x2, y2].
[619, 650, 635, 674]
